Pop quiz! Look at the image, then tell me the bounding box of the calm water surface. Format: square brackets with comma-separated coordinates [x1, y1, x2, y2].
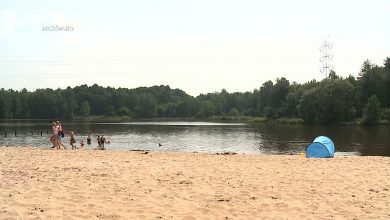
[0, 121, 389, 156]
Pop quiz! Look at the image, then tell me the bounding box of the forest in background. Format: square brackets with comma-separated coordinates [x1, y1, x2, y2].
[0, 58, 389, 125]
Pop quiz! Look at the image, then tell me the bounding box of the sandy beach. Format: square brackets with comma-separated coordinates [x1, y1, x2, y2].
[0, 147, 389, 219]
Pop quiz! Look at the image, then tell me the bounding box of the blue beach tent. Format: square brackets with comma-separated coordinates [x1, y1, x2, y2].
[306, 136, 335, 158]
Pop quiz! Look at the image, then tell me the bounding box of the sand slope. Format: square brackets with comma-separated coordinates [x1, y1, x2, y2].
[0, 147, 389, 219]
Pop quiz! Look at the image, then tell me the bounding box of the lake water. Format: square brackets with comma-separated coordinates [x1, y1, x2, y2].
[0, 121, 389, 156]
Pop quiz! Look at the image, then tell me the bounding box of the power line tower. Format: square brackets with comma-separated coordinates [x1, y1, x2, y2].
[319, 37, 333, 79]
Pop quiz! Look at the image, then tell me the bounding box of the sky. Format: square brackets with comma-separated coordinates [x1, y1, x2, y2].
[0, 0, 389, 96]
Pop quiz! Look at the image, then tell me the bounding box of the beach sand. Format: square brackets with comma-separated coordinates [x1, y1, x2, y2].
[0, 147, 389, 219]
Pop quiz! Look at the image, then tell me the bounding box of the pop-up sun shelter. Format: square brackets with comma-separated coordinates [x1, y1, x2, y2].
[306, 136, 335, 158]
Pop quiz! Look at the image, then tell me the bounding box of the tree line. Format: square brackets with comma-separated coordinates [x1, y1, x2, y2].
[0, 58, 389, 125]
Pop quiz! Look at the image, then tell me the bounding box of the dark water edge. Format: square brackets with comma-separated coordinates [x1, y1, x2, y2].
[1, 116, 389, 126]
[0, 120, 389, 156]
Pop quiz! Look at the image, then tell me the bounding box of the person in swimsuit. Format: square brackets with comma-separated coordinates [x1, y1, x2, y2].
[50, 121, 58, 149]
[97, 135, 102, 150]
[87, 134, 92, 145]
[69, 129, 76, 150]
[56, 121, 66, 150]
[100, 134, 106, 150]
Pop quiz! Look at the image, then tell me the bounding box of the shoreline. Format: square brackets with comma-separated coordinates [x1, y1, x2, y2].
[1, 147, 389, 219]
[0, 145, 361, 157]
[1, 117, 390, 127]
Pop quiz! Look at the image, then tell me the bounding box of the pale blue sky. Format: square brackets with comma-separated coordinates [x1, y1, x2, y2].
[0, 0, 389, 95]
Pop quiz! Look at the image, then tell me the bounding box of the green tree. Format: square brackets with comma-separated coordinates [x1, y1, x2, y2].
[196, 101, 215, 118]
[0, 90, 13, 119]
[328, 70, 340, 79]
[272, 77, 290, 117]
[116, 106, 131, 116]
[11, 95, 22, 118]
[299, 79, 354, 123]
[362, 95, 381, 125]
[257, 80, 274, 116]
[1, 57, 390, 123]
[297, 87, 318, 123]
[228, 107, 240, 117]
[135, 93, 157, 118]
[80, 101, 91, 117]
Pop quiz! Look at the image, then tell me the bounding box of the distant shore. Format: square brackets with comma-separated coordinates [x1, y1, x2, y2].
[2, 116, 389, 126]
[0, 147, 389, 219]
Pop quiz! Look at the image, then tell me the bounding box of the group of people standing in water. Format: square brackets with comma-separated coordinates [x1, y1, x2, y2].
[50, 121, 109, 150]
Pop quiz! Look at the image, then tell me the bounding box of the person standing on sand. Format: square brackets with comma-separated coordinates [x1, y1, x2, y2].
[50, 121, 58, 149]
[68, 129, 76, 150]
[100, 134, 107, 150]
[97, 135, 102, 150]
[56, 121, 66, 150]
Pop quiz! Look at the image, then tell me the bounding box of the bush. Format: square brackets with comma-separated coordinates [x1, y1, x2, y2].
[116, 106, 131, 116]
[228, 108, 240, 116]
[362, 95, 381, 125]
